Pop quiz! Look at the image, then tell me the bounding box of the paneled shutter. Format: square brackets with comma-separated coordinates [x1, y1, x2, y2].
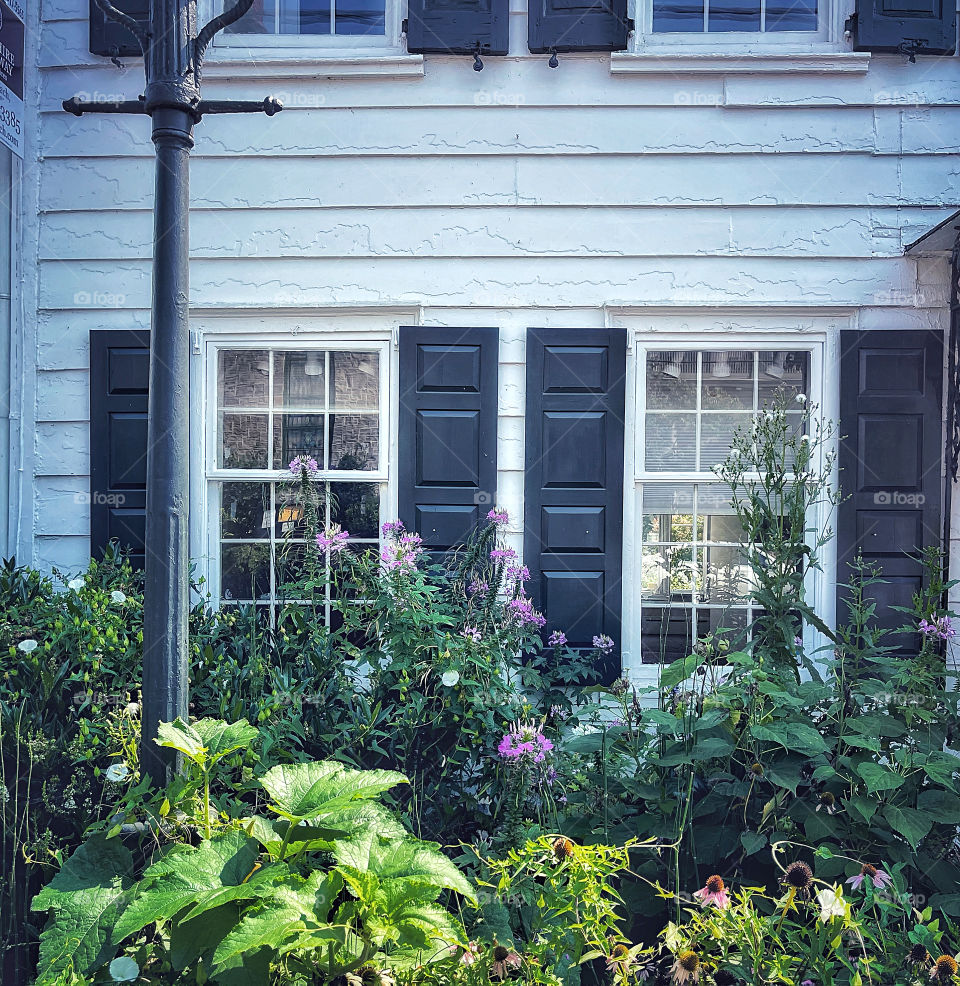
[398, 326, 499, 556]
[849, 0, 955, 55]
[90, 330, 150, 569]
[406, 0, 510, 55]
[89, 0, 148, 58]
[524, 328, 626, 683]
[528, 0, 631, 53]
[836, 329, 945, 650]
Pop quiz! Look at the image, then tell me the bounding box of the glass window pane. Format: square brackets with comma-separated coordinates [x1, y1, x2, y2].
[274, 352, 326, 408]
[275, 483, 315, 538]
[701, 412, 753, 470]
[329, 415, 379, 470]
[701, 546, 751, 603]
[758, 351, 809, 405]
[697, 483, 738, 527]
[646, 352, 696, 409]
[708, 0, 761, 31]
[643, 483, 695, 517]
[220, 414, 268, 469]
[331, 352, 379, 410]
[698, 607, 750, 649]
[221, 544, 271, 602]
[766, 0, 817, 29]
[652, 0, 705, 30]
[274, 414, 326, 470]
[221, 482, 271, 539]
[331, 482, 380, 538]
[284, 0, 331, 32]
[218, 350, 269, 408]
[641, 606, 696, 664]
[336, 0, 386, 34]
[646, 412, 696, 471]
[275, 542, 312, 594]
[224, 0, 277, 32]
[702, 351, 754, 410]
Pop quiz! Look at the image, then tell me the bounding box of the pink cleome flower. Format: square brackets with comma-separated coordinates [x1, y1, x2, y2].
[487, 508, 510, 525]
[289, 455, 319, 477]
[548, 629, 567, 647]
[317, 526, 350, 555]
[919, 615, 956, 641]
[498, 722, 554, 763]
[380, 531, 423, 573]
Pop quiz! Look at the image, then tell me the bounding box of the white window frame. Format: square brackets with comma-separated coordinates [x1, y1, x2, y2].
[616, 316, 839, 688]
[628, 0, 846, 48]
[202, 0, 405, 53]
[192, 316, 400, 614]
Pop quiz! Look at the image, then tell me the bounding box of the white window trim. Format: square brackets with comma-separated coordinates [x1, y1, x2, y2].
[612, 0, 871, 73]
[190, 312, 405, 608]
[614, 316, 840, 688]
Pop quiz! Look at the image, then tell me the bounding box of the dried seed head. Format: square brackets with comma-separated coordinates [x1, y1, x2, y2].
[784, 861, 814, 892]
[679, 951, 700, 972]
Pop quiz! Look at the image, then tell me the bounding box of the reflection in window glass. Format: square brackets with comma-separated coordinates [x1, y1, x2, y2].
[224, 0, 386, 35]
[651, 0, 816, 31]
[213, 347, 383, 622]
[639, 349, 811, 663]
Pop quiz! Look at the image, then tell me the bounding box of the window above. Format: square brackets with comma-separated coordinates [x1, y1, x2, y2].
[651, 0, 818, 33]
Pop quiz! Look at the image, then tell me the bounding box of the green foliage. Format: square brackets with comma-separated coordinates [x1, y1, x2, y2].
[31, 719, 476, 986]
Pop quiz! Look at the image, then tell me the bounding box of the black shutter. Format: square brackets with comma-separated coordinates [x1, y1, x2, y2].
[837, 330, 945, 649]
[524, 328, 626, 682]
[398, 326, 499, 555]
[528, 0, 630, 53]
[406, 0, 510, 54]
[89, 0, 148, 58]
[849, 0, 955, 55]
[90, 330, 150, 569]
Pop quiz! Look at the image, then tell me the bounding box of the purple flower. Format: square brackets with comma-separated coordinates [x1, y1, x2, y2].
[846, 864, 893, 891]
[490, 548, 517, 563]
[289, 455, 319, 477]
[506, 564, 530, 585]
[918, 615, 956, 641]
[461, 626, 483, 643]
[317, 526, 350, 555]
[548, 630, 567, 647]
[381, 520, 405, 537]
[593, 634, 615, 654]
[507, 597, 547, 629]
[381, 532, 423, 573]
[498, 723, 553, 763]
[467, 578, 489, 596]
[487, 508, 509, 525]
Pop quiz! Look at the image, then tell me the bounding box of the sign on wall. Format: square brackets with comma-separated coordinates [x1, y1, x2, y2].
[0, 0, 24, 157]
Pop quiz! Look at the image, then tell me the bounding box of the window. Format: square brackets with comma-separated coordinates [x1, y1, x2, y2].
[217, 0, 394, 46]
[635, 348, 812, 666]
[651, 0, 818, 32]
[208, 346, 388, 621]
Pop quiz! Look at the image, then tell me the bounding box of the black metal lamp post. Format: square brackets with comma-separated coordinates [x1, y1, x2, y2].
[64, 0, 282, 785]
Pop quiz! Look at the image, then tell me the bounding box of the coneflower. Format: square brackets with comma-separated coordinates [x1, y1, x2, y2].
[816, 791, 837, 814]
[552, 836, 575, 860]
[783, 861, 814, 897]
[910, 944, 930, 964]
[671, 950, 701, 984]
[714, 971, 739, 986]
[931, 955, 959, 981]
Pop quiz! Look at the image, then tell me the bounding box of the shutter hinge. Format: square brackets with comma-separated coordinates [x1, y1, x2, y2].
[898, 38, 929, 61]
[401, 18, 408, 35]
[626, 17, 636, 32]
[191, 330, 201, 355]
[392, 325, 399, 351]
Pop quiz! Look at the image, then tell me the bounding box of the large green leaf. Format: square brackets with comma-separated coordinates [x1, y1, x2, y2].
[155, 717, 258, 767]
[917, 789, 960, 823]
[114, 831, 278, 940]
[659, 653, 706, 691]
[170, 902, 242, 972]
[31, 835, 134, 981]
[883, 804, 933, 849]
[856, 762, 905, 795]
[261, 762, 407, 823]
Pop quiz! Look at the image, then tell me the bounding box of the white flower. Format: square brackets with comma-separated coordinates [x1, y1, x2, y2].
[816, 886, 848, 923]
[110, 590, 127, 604]
[17, 639, 38, 653]
[795, 393, 807, 403]
[105, 763, 130, 783]
[799, 434, 810, 444]
[68, 577, 85, 591]
[441, 670, 460, 687]
[109, 956, 140, 982]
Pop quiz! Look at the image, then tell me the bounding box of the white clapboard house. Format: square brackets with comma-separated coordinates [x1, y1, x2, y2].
[4, 0, 960, 682]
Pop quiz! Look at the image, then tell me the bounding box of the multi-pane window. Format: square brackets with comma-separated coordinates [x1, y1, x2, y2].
[652, 0, 817, 31]
[224, 0, 387, 37]
[637, 349, 810, 664]
[211, 347, 386, 620]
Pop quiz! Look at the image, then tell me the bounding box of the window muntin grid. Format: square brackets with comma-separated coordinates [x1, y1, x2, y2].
[651, 0, 817, 32]
[223, 0, 387, 37]
[638, 349, 811, 664]
[211, 346, 386, 622]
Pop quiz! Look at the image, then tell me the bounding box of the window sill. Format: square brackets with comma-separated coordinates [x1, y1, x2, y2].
[203, 50, 425, 80]
[610, 50, 870, 75]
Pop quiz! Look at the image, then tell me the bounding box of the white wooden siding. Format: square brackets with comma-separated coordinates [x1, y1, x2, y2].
[20, 0, 960, 576]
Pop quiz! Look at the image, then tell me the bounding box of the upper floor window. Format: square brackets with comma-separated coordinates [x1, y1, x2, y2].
[214, 0, 398, 48]
[652, 0, 818, 32]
